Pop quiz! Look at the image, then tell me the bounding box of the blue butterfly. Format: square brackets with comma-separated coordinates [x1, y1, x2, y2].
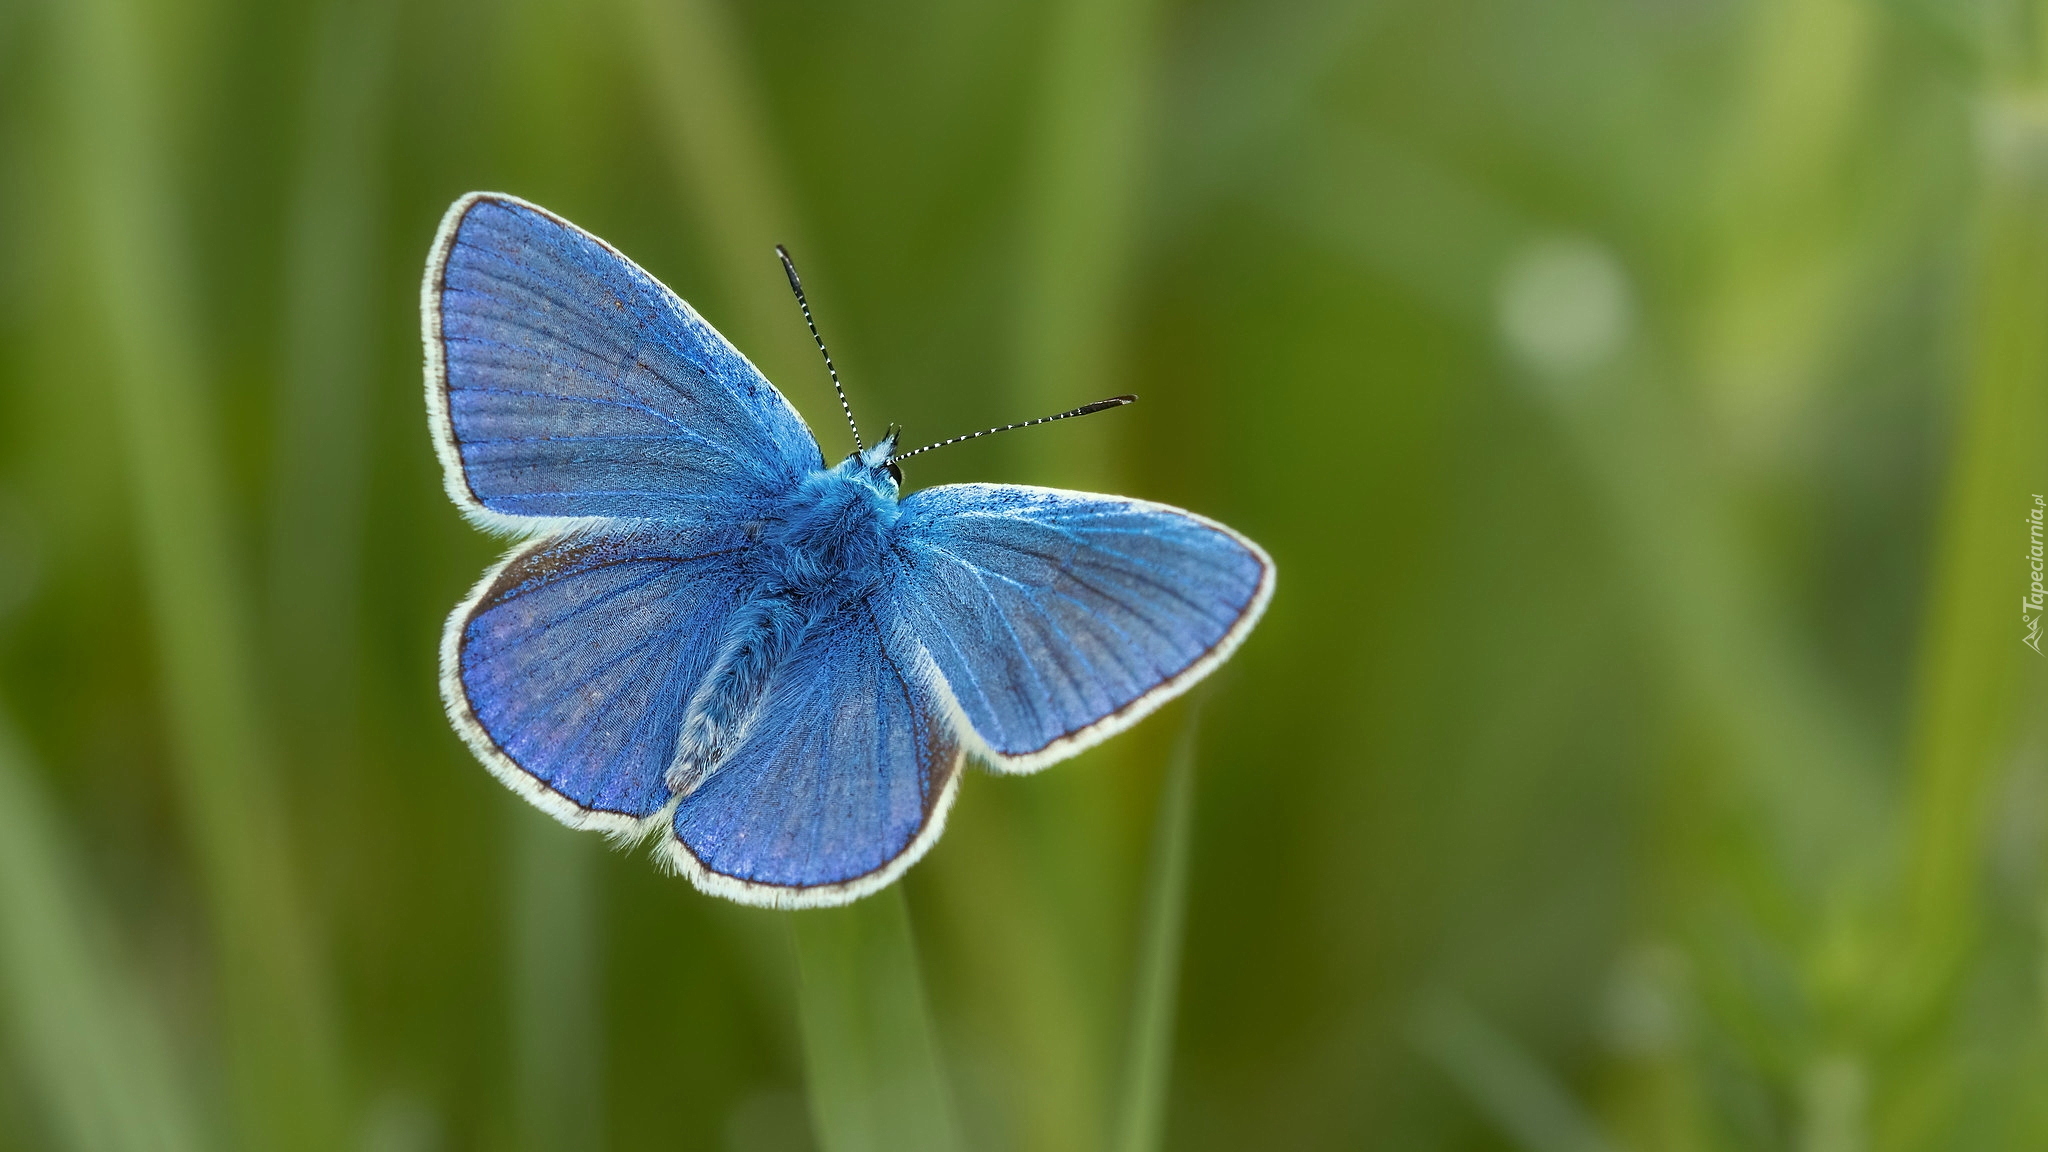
[424, 192, 1275, 908]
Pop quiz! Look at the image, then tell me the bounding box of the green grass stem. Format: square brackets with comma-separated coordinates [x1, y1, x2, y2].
[510, 817, 605, 1152]
[1412, 993, 1619, 1152]
[1014, 0, 1165, 488]
[623, 0, 821, 405]
[53, 0, 349, 1146]
[999, 2, 1168, 1146]
[1109, 717, 1198, 1152]
[790, 890, 960, 1152]
[266, 0, 395, 777]
[1891, 63, 2048, 1029]
[0, 708, 204, 1152]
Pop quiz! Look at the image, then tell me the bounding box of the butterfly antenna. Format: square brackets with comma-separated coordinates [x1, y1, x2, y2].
[775, 245, 862, 452]
[887, 395, 1137, 464]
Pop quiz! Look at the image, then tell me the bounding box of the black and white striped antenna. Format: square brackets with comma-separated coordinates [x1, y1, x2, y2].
[886, 395, 1137, 464]
[775, 245, 862, 453]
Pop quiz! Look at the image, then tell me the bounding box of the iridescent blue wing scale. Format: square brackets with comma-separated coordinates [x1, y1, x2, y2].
[664, 600, 962, 906]
[884, 484, 1275, 771]
[424, 192, 822, 528]
[443, 524, 754, 830]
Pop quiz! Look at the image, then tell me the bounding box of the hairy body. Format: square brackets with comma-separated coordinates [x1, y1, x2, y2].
[669, 437, 906, 795]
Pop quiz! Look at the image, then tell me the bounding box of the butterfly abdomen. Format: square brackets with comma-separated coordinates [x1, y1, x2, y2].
[669, 593, 807, 794]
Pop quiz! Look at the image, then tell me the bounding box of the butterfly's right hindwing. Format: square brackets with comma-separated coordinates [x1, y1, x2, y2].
[424, 192, 823, 530]
[662, 598, 963, 908]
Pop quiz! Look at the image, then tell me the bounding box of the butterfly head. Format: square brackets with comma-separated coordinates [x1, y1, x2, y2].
[839, 425, 903, 495]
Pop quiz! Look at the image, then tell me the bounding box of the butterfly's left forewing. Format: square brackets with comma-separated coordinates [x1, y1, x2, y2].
[883, 484, 1273, 771]
[425, 192, 823, 531]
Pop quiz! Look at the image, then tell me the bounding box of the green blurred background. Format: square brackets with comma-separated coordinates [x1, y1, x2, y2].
[2, 0, 2047, 1148]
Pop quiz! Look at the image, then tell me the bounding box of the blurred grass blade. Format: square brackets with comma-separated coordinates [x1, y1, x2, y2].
[1697, 0, 1872, 447]
[0, 707, 204, 1152]
[1892, 79, 2048, 1021]
[268, 0, 396, 771]
[1412, 992, 1621, 1152]
[994, 2, 1168, 1147]
[1267, 123, 1524, 322]
[510, 816, 604, 1152]
[1110, 716, 1198, 1152]
[622, 0, 819, 396]
[1014, 0, 1165, 486]
[52, 0, 349, 1147]
[920, 799, 1103, 1152]
[1157, 0, 1378, 237]
[790, 890, 960, 1152]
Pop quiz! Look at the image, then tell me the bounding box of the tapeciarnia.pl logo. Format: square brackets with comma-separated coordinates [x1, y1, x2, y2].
[2027, 494, 2045, 654]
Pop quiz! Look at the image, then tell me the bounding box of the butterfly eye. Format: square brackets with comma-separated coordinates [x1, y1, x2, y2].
[885, 462, 903, 486]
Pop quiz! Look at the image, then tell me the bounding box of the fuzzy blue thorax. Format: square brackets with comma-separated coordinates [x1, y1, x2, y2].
[671, 431, 904, 793]
[755, 432, 903, 597]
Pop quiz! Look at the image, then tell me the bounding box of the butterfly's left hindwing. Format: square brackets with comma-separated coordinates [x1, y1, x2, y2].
[446, 524, 753, 829]
[425, 193, 823, 530]
[884, 484, 1274, 771]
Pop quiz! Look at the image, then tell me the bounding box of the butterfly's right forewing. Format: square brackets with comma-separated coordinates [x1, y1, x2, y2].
[425, 193, 823, 530]
[885, 483, 1274, 772]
